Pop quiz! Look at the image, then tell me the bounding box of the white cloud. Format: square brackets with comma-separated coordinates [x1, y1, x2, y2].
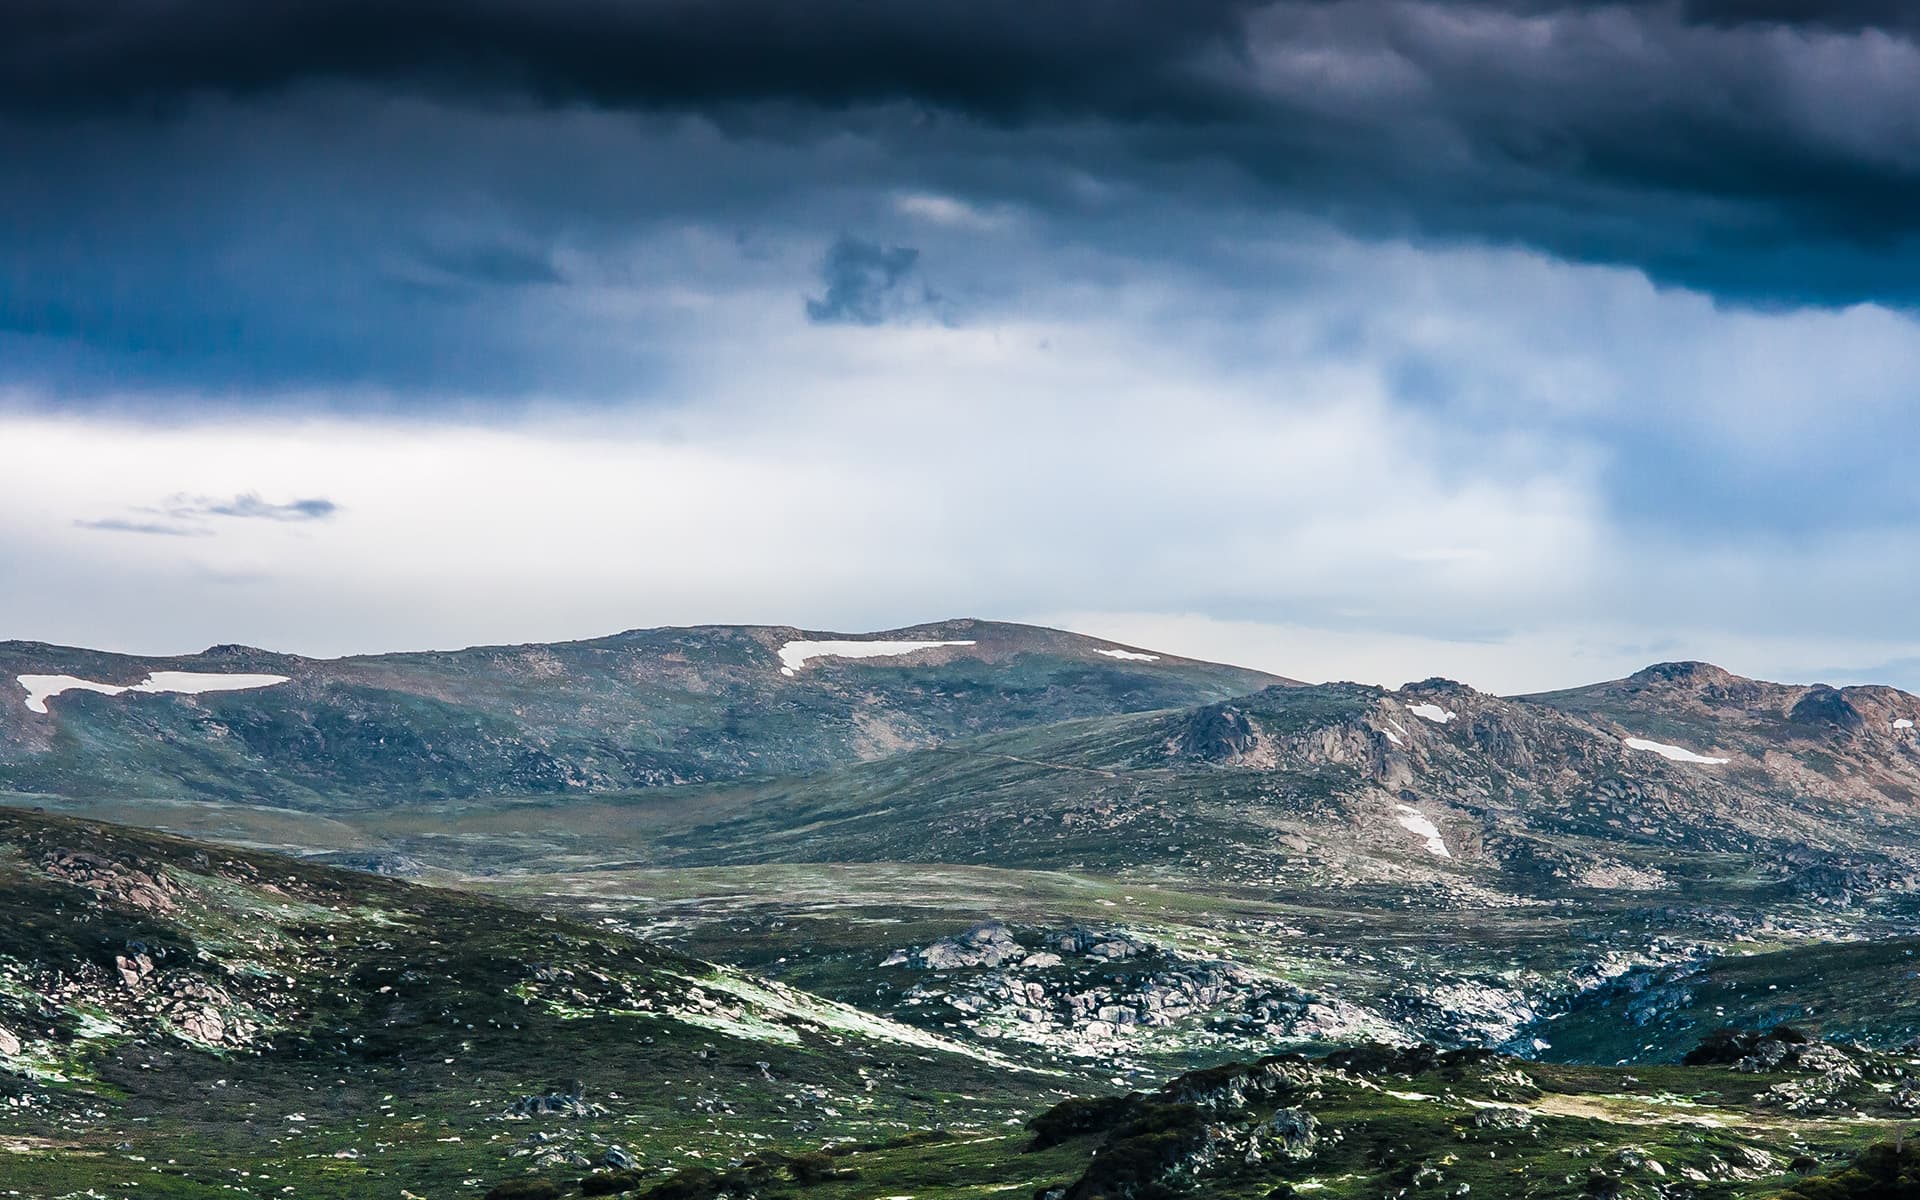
[893, 191, 1012, 231]
[5, 224, 1920, 695]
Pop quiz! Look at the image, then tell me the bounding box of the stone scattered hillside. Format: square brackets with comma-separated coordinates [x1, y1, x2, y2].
[525, 669, 1920, 893]
[5, 806, 1914, 1200]
[0, 807, 1052, 1198]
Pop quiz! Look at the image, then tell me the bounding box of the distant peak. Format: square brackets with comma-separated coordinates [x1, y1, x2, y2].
[1628, 661, 1736, 687]
[202, 643, 269, 657]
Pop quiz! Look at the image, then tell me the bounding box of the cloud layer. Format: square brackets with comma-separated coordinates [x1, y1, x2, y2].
[8, 0, 1920, 318]
[3, 2, 1918, 690]
[4, 226, 1920, 691]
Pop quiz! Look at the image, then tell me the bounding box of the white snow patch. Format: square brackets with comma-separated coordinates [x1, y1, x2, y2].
[1382, 727, 1404, 747]
[1623, 737, 1729, 766]
[1896, 719, 1915, 730]
[1094, 648, 1160, 662]
[1407, 702, 1456, 725]
[131, 671, 289, 697]
[1394, 804, 1451, 858]
[18, 671, 289, 714]
[17, 676, 127, 713]
[776, 639, 976, 677]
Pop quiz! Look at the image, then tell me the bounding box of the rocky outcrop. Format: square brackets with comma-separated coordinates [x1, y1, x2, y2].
[40, 849, 181, 912]
[507, 1082, 610, 1119]
[879, 923, 1398, 1060]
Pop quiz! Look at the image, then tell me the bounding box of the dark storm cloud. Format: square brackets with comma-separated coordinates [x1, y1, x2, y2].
[4, 0, 1920, 403]
[0, 0, 1254, 121]
[805, 236, 924, 326]
[4, 0, 1919, 311]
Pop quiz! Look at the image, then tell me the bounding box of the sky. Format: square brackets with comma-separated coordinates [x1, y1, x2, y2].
[4, 0, 1920, 694]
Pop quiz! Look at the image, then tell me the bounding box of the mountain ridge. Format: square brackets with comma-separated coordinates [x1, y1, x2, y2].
[0, 619, 1289, 806]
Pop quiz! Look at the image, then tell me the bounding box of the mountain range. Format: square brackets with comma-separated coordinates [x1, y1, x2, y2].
[5, 620, 1919, 1199]
[0, 620, 1281, 804]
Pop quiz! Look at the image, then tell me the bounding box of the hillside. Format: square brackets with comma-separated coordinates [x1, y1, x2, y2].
[0, 806, 1052, 1199]
[5, 808, 1915, 1200]
[0, 620, 1285, 806]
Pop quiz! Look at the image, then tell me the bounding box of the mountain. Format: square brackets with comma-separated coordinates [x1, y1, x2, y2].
[59, 660, 1904, 1080]
[11, 641, 1920, 1198]
[0, 620, 1285, 806]
[14, 636, 1920, 1081]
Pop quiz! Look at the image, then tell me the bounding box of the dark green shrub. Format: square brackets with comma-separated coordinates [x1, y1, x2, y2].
[1780, 1141, 1920, 1200]
[786, 1150, 850, 1183]
[1028, 1094, 1139, 1149]
[637, 1166, 723, 1200]
[1063, 1102, 1212, 1200]
[581, 1168, 643, 1195]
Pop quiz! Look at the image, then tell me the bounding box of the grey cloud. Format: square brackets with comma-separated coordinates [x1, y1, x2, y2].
[75, 517, 213, 538]
[805, 236, 927, 326]
[182, 494, 340, 521]
[78, 494, 340, 537]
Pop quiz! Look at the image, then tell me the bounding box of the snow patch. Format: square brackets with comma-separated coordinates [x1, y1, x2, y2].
[17, 676, 126, 713]
[19, 671, 289, 715]
[1094, 648, 1160, 662]
[1394, 804, 1452, 858]
[1408, 702, 1456, 725]
[776, 639, 976, 677]
[133, 672, 290, 697]
[1623, 737, 1729, 766]
[1382, 727, 1404, 747]
[1896, 719, 1915, 730]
